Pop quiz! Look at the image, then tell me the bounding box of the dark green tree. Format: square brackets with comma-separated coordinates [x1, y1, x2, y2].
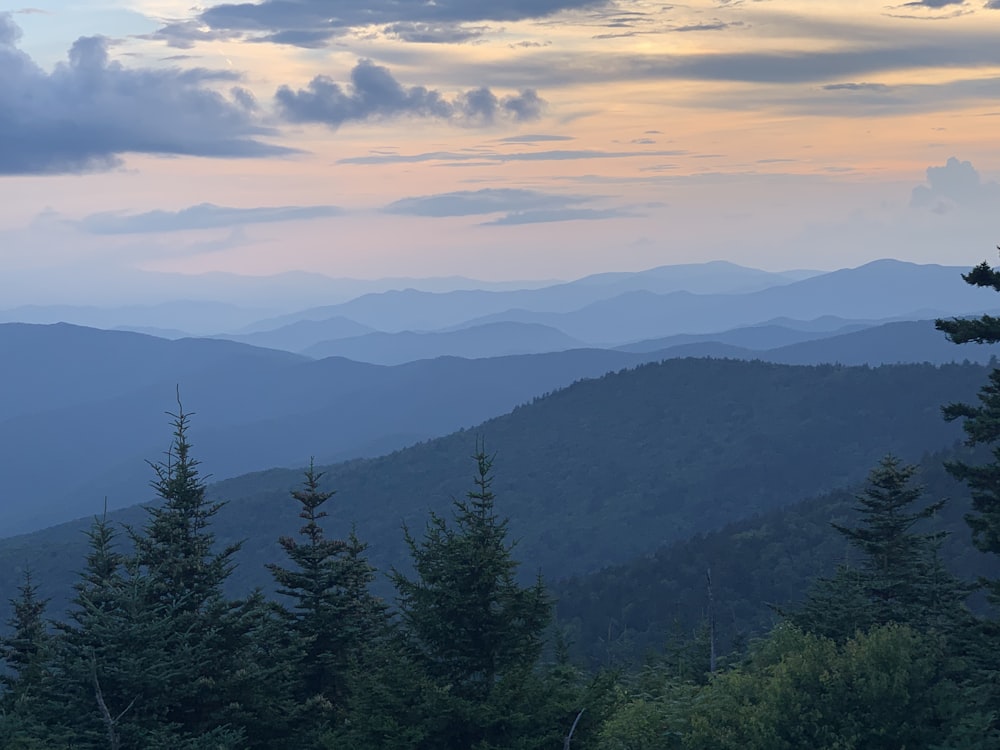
[936, 256, 1000, 603]
[267, 462, 387, 741]
[390, 445, 553, 749]
[126, 403, 245, 742]
[790, 455, 965, 639]
[0, 571, 56, 744]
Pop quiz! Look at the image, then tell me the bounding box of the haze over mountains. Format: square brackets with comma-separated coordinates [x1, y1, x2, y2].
[0, 357, 987, 614]
[1, 256, 997, 544]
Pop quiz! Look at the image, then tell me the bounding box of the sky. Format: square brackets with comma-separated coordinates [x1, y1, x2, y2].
[2, 0, 1000, 303]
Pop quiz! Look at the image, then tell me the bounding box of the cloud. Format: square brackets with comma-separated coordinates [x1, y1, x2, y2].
[823, 82, 890, 92]
[497, 133, 574, 143]
[188, 0, 607, 47]
[381, 187, 639, 225]
[910, 157, 1000, 211]
[0, 14, 293, 175]
[383, 188, 592, 217]
[338, 148, 684, 165]
[276, 59, 544, 128]
[482, 207, 639, 225]
[454, 33, 1000, 89]
[77, 203, 345, 234]
[383, 22, 490, 44]
[900, 0, 964, 6]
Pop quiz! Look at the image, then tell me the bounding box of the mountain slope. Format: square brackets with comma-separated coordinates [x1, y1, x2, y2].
[0, 358, 986, 613]
[0, 324, 659, 534]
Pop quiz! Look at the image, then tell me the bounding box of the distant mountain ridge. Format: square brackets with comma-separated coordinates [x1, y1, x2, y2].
[301, 322, 585, 363]
[0, 323, 660, 535]
[236, 260, 809, 334]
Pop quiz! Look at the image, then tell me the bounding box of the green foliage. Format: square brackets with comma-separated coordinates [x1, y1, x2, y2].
[684, 624, 961, 750]
[937, 253, 1000, 603]
[267, 462, 387, 742]
[390, 445, 555, 749]
[790, 455, 967, 640]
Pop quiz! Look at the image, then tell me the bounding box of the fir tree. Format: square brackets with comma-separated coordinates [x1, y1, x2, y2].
[936, 253, 1000, 602]
[790, 455, 965, 639]
[267, 462, 386, 740]
[391, 444, 553, 749]
[126, 402, 245, 740]
[0, 570, 55, 740]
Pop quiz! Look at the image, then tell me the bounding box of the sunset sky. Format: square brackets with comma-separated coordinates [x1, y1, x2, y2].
[3, 0, 1000, 303]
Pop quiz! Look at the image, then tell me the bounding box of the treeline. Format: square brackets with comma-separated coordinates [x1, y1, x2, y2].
[0, 412, 606, 748]
[4, 406, 1000, 748]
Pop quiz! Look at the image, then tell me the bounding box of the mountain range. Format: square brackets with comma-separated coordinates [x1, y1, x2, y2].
[0, 356, 988, 616]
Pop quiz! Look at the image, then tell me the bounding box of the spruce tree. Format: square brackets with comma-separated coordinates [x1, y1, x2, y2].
[790, 455, 965, 639]
[936, 253, 1000, 602]
[0, 571, 56, 744]
[391, 444, 553, 749]
[126, 403, 245, 741]
[54, 513, 191, 747]
[267, 462, 386, 740]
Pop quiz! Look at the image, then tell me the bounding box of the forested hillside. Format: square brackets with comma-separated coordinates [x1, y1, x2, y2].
[0, 357, 987, 613]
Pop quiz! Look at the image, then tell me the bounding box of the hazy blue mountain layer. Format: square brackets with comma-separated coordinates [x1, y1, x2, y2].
[0, 323, 658, 534]
[301, 322, 585, 363]
[0, 357, 984, 614]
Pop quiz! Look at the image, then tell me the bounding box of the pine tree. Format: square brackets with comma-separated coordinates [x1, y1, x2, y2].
[0, 570, 55, 743]
[52, 512, 190, 746]
[267, 462, 386, 740]
[936, 253, 1000, 602]
[790, 455, 966, 639]
[391, 444, 553, 749]
[126, 402, 245, 740]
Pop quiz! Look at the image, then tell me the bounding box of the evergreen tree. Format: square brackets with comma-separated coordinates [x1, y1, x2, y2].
[391, 444, 553, 749]
[0, 570, 56, 743]
[126, 403, 245, 741]
[267, 462, 386, 741]
[936, 254, 1000, 602]
[790, 455, 965, 639]
[53, 513, 196, 747]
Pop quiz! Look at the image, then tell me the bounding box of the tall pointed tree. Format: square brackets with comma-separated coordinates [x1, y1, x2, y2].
[268, 461, 386, 740]
[790, 455, 965, 639]
[391, 444, 553, 749]
[0, 570, 55, 743]
[126, 402, 245, 740]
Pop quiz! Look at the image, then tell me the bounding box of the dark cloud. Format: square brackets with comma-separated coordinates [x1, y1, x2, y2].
[191, 0, 607, 46]
[143, 20, 242, 49]
[78, 203, 344, 234]
[482, 207, 638, 225]
[0, 14, 293, 175]
[455, 34, 1000, 88]
[383, 188, 591, 217]
[276, 59, 544, 128]
[910, 157, 1000, 211]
